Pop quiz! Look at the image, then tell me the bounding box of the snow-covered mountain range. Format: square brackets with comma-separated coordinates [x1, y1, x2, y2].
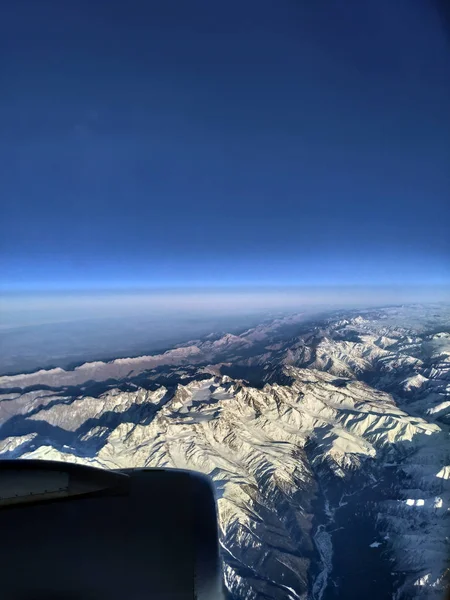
[0, 304, 449, 600]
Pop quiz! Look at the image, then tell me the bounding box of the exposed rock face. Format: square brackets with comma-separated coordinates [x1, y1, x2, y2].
[0, 304, 449, 600]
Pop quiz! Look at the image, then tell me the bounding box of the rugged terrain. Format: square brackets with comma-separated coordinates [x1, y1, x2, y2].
[0, 304, 449, 600]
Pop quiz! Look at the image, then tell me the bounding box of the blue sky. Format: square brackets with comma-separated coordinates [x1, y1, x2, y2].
[1, 0, 449, 292]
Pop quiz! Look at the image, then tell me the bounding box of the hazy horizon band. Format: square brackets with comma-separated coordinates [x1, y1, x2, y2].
[1, 284, 449, 330]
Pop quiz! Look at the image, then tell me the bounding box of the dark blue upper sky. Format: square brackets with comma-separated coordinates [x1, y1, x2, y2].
[1, 0, 449, 291]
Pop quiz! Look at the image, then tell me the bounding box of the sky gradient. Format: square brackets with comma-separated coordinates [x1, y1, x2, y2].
[1, 0, 449, 292]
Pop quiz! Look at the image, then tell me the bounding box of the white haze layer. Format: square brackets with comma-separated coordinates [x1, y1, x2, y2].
[1, 285, 449, 329]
